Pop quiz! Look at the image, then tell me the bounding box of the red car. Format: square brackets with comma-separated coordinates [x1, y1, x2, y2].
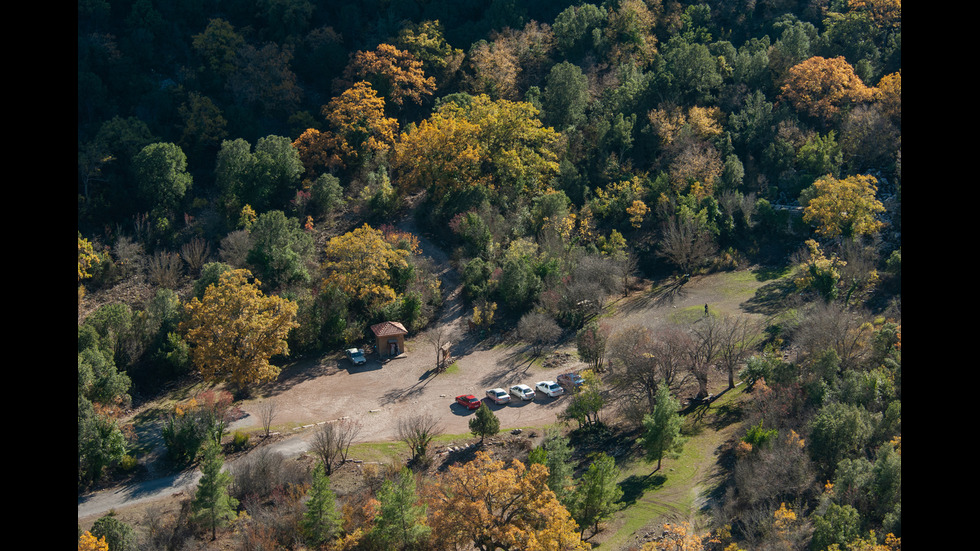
[455, 394, 482, 410]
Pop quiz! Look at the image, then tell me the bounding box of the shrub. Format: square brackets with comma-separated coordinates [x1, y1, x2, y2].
[233, 431, 250, 451]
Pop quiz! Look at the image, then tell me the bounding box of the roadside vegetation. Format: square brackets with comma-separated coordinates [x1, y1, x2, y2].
[79, 0, 900, 549]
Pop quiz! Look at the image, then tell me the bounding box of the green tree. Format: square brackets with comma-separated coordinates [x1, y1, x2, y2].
[641, 383, 684, 471]
[542, 61, 590, 131]
[302, 461, 340, 547]
[133, 142, 192, 231]
[78, 396, 126, 489]
[191, 438, 239, 540]
[552, 3, 607, 59]
[542, 428, 575, 505]
[90, 512, 137, 551]
[811, 503, 861, 551]
[808, 402, 878, 477]
[562, 370, 605, 429]
[469, 402, 500, 444]
[370, 467, 431, 550]
[569, 452, 623, 539]
[246, 209, 315, 290]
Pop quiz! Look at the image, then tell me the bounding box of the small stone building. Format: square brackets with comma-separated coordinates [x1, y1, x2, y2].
[370, 321, 408, 358]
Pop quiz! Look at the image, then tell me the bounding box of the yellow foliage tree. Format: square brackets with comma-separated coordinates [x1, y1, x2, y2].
[342, 44, 436, 108]
[875, 71, 901, 123]
[427, 451, 589, 551]
[393, 95, 559, 203]
[801, 174, 885, 238]
[322, 224, 412, 311]
[78, 233, 102, 283]
[780, 56, 875, 125]
[393, 109, 485, 197]
[78, 531, 109, 551]
[323, 81, 399, 166]
[181, 269, 299, 393]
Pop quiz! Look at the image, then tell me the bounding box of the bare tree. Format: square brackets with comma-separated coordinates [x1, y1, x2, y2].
[717, 314, 762, 389]
[518, 311, 561, 356]
[310, 418, 361, 475]
[607, 325, 691, 425]
[616, 249, 640, 297]
[687, 316, 724, 400]
[420, 322, 460, 373]
[255, 399, 280, 437]
[657, 214, 717, 275]
[398, 412, 442, 465]
[181, 237, 212, 276]
[218, 229, 253, 268]
[147, 251, 184, 288]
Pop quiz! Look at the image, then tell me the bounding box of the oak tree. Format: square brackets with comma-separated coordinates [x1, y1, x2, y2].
[779, 56, 875, 126]
[321, 224, 412, 312]
[427, 451, 588, 551]
[181, 269, 299, 394]
[801, 174, 885, 239]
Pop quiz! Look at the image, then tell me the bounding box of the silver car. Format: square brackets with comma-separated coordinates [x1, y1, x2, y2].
[509, 384, 535, 401]
[486, 387, 511, 404]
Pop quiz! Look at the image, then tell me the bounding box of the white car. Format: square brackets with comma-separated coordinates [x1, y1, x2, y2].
[535, 381, 564, 398]
[486, 388, 511, 404]
[345, 348, 367, 365]
[509, 384, 535, 401]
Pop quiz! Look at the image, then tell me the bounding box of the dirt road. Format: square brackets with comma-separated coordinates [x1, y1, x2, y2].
[78, 218, 770, 523]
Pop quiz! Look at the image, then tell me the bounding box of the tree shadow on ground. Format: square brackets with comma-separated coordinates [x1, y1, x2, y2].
[616, 276, 690, 315]
[476, 344, 537, 387]
[619, 472, 667, 506]
[740, 268, 800, 316]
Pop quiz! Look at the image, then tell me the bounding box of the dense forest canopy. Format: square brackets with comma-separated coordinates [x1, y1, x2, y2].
[78, 0, 900, 549]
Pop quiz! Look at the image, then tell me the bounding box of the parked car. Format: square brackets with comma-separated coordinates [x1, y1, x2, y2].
[535, 381, 564, 398]
[486, 388, 511, 404]
[346, 348, 367, 365]
[557, 372, 584, 390]
[456, 394, 482, 410]
[509, 384, 535, 401]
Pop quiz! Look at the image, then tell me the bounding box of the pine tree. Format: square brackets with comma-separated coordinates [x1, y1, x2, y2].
[543, 428, 575, 506]
[370, 467, 430, 550]
[469, 402, 500, 444]
[303, 461, 340, 547]
[570, 452, 624, 539]
[641, 383, 684, 471]
[191, 438, 239, 540]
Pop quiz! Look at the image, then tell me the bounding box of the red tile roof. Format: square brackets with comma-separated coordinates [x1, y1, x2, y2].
[370, 321, 408, 336]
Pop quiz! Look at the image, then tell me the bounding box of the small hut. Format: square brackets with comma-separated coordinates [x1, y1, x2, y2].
[370, 321, 408, 358]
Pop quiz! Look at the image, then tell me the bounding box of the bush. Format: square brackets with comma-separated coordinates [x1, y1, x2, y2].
[233, 431, 250, 451]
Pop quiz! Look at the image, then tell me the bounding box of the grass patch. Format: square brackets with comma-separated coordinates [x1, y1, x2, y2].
[443, 361, 460, 375]
[597, 386, 749, 549]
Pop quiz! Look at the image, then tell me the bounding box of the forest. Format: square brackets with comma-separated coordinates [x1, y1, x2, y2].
[78, 0, 900, 550]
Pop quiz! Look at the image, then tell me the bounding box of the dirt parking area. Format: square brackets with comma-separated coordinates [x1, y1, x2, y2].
[232, 326, 587, 446]
[230, 269, 769, 448]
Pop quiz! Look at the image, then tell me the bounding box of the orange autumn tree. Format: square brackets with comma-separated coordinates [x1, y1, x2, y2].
[426, 451, 589, 551]
[181, 269, 298, 393]
[779, 56, 875, 125]
[322, 81, 399, 166]
[294, 81, 399, 176]
[342, 43, 436, 109]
